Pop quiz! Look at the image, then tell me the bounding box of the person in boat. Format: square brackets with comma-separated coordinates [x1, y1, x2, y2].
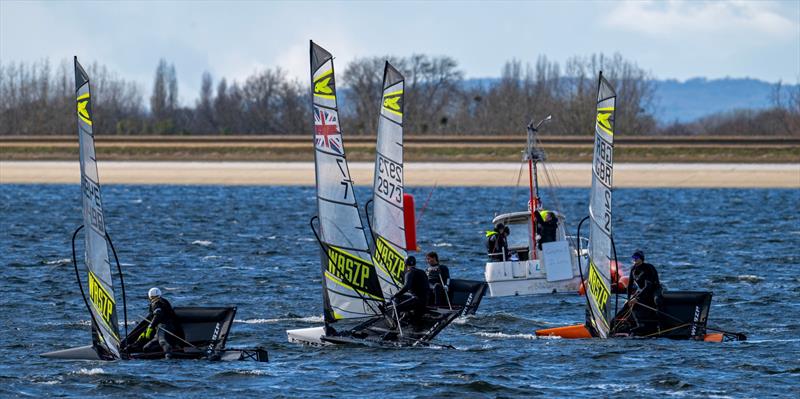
[136, 287, 185, 358]
[533, 210, 558, 250]
[486, 223, 509, 261]
[623, 250, 663, 336]
[425, 251, 450, 307]
[388, 256, 429, 324]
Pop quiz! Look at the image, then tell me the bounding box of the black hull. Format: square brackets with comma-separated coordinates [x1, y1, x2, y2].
[326, 306, 461, 347]
[611, 290, 746, 341]
[43, 306, 268, 362]
[445, 279, 488, 316]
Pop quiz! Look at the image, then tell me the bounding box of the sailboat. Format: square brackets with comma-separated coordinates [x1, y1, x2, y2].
[483, 116, 588, 297]
[286, 43, 460, 347]
[367, 62, 487, 316]
[41, 57, 268, 361]
[535, 72, 746, 342]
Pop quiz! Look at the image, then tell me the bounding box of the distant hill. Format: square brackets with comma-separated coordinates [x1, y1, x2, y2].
[463, 77, 796, 125]
[651, 78, 796, 124]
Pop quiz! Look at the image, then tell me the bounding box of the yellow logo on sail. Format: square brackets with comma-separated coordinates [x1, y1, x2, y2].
[325, 246, 383, 300]
[88, 271, 116, 332]
[313, 69, 335, 100]
[587, 261, 610, 317]
[382, 89, 403, 116]
[77, 92, 92, 126]
[596, 106, 613, 135]
[374, 235, 405, 284]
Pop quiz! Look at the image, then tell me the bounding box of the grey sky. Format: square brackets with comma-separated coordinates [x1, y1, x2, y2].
[2, 0, 798, 105]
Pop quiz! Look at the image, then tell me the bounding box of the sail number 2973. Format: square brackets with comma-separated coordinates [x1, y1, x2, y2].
[376, 155, 403, 204]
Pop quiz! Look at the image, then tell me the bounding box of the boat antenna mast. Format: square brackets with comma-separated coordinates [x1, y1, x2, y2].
[526, 114, 552, 260]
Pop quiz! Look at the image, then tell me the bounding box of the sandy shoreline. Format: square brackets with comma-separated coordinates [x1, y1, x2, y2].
[1, 161, 798, 188]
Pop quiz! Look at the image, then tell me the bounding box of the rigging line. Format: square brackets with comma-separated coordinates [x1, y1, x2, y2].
[416, 181, 438, 230]
[71, 225, 116, 357]
[509, 158, 525, 213]
[138, 316, 204, 351]
[642, 323, 691, 338]
[105, 232, 128, 342]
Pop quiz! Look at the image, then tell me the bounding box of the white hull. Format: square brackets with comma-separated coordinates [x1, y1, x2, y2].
[286, 326, 332, 347]
[484, 254, 587, 297]
[486, 274, 582, 296]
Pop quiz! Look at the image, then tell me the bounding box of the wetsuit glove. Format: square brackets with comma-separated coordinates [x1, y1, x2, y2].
[138, 327, 154, 341]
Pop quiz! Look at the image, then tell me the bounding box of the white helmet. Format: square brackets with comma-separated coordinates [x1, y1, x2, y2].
[148, 287, 162, 299]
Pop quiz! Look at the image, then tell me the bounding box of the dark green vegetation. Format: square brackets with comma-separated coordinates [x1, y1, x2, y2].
[2, 136, 797, 162]
[2, 56, 798, 137]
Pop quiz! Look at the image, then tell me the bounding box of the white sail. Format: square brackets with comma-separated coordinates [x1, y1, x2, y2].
[310, 42, 384, 322]
[585, 72, 616, 338]
[75, 57, 121, 357]
[371, 62, 406, 298]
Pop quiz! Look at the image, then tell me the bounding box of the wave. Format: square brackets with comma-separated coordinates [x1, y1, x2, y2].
[433, 242, 453, 247]
[474, 332, 538, 340]
[43, 258, 71, 266]
[236, 315, 324, 324]
[191, 240, 213, 246]
[74, 368, 105, 375]
[736, 275, 763, 283]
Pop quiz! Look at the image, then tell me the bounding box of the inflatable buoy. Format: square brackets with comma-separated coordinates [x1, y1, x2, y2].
[612, 276, 629, 293]
[578, 261, 628, 295]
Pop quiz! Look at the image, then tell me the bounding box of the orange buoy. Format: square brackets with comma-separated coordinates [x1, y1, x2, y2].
[703, 333, 724, 342]
[578, 281, 586, 296]
[535, 324, 592, 339]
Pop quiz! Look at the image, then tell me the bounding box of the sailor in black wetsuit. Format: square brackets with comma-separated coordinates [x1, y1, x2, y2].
[388, 256, 429, 324]
[533, 210, 558, 250]
[625, 250, 663, 336]
[137, 287, 185, 358]
[425, 251, 451, 307]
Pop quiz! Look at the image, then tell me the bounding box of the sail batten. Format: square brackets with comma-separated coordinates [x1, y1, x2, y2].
[75, 57, 121, 358]
[310, 42, 383, 323]
[585, 72, 616, 338]
[371, 62, 407, 297]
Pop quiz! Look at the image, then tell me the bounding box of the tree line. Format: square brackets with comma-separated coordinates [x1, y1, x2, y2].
[1, 56, 797, 136]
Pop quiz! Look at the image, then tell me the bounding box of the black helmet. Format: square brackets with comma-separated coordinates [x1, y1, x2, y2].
[495, 222, 505, 231]
[405, 256, 417, 266]
[632, 250, 645, 261]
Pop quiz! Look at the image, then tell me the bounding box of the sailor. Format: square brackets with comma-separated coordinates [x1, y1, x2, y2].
[388, 256, 429, 323]
[137, 287, 185, 359]
[625, 250, 663, 335]
[425, 251, 450, 307]
[486, 223, 509, 261]
[533, 210, 558, 250]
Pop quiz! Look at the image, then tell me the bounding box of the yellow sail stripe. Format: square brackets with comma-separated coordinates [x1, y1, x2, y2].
[324, 271, 383, 301]
[383, 89, 403, 97]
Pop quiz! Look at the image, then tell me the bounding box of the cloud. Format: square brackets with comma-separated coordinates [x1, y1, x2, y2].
[604, 0, 798, 39]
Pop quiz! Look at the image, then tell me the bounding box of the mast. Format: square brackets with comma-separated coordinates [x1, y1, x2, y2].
[526, 116, 550, 260]
[309, 41, 384, 323]
[585, 72, 617, 338]
[371, 61, 406, 298]
[74, 57, 121, 358]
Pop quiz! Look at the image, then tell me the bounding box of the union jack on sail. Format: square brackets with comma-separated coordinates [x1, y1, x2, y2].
[314, 106, 342, 154]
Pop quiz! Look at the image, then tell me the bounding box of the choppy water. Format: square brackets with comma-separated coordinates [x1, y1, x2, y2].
[1, 184, 798, 398]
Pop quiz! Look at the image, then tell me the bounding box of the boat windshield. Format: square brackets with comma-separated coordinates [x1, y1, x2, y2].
[505, 221, 530, 249]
